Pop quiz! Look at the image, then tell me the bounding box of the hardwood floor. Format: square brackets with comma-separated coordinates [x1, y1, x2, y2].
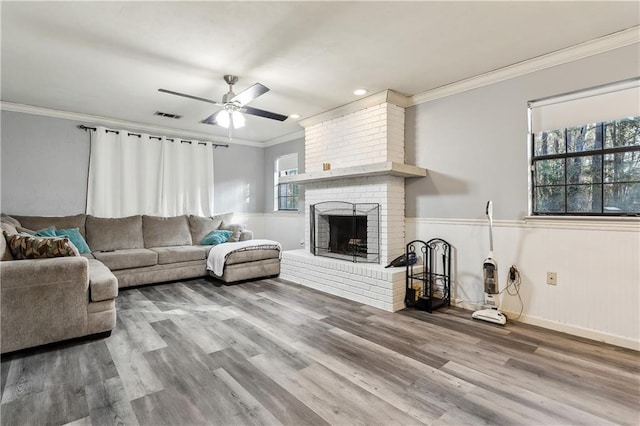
[1, 277, 639, 425]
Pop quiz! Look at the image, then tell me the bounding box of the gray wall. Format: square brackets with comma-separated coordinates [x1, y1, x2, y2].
[213, 143, 264, 214]
[0, 110, 265, 216]
[405, 44, 640, 220]
[1, 111, 90, 215]
[263, 138, 305, 212]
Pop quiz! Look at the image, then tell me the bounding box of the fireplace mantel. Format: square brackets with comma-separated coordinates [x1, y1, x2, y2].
[280, 161, 426, 184]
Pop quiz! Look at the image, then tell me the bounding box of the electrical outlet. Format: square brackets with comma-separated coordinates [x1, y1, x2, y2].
[547, 272, 557, 285]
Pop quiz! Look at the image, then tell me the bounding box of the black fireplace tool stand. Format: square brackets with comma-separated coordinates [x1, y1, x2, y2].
[405, 238, 451, 313]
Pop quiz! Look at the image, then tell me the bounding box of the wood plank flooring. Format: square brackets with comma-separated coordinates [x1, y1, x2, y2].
[1, 277, 639, 425]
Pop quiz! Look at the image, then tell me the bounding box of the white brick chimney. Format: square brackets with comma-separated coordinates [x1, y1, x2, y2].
[280, 91, 425, 312]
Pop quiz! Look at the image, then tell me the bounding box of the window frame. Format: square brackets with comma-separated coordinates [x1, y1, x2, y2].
[276, 169, 299, 211]
[530, 119, 640, 217]
[274, 153, 300, 212]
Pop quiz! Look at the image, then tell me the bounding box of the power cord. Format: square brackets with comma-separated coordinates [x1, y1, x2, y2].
[499, 265, 523, 319]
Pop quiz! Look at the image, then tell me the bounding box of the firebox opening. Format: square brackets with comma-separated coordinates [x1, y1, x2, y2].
[328, 215, 367, 257]
[310, 201, 380, 264]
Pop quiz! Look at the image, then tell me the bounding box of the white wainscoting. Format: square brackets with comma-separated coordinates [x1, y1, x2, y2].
[235, 212, 305, 251]
[406, 217, 640, 350]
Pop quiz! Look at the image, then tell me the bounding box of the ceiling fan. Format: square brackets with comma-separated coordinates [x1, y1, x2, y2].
[158, 75, 288, 139]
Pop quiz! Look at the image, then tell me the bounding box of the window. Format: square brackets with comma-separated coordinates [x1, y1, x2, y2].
[274, 154, 299, 211]
[529, 80, 640, 216]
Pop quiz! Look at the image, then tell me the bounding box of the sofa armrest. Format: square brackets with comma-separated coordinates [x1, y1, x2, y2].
[0, 257, 89, 290]
[1, 257, 90, 353]
[239, 229, 253, 241]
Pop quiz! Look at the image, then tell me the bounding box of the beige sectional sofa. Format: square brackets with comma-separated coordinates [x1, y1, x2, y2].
[0, 212, 278, 354]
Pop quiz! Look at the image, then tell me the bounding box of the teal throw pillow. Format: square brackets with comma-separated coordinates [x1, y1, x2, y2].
[200, 229, 233, 245]
[56, 228, 91, 254]
[34, 226, 57, 237]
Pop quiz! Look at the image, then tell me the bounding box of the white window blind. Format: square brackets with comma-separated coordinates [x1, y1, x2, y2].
[530, 79, 640, 133]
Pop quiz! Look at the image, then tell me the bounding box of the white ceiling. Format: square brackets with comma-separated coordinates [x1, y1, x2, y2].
[2, 1, 639, 143]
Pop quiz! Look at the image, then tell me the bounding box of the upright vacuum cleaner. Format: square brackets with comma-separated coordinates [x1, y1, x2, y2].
[472, 201, 507, 325]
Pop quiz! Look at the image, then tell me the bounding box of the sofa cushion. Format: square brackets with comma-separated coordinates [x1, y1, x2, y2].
[226, 248, 280, 265]
[150, 245, 208, 264]
[12, 214, 87, 238]
[188, 215, 224, 245]
[213, 212, 233, 226]
[87, 259, 118, 302]
[93, 248, 157, 271]
[5, 233, 78, 259]
[86, 215, 144, 251]
[143, 215, 192, 248]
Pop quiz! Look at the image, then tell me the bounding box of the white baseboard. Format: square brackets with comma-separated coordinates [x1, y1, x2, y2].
[452, 299, 639, 351]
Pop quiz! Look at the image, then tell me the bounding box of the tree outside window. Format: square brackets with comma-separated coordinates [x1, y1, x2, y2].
[532, 116, 640, 215]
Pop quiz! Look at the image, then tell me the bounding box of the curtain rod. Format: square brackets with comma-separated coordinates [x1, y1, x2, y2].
[77, 125, 230, 148]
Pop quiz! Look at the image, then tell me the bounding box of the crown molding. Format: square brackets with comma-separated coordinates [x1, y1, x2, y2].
[0, 101, 264, 147]
[299, 89, 411, 128]
[410, 26, 640, 106]
[262, 129, 305, 147]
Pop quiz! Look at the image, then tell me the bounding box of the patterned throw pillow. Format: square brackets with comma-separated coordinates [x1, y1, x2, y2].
[4, 233, 79, 259]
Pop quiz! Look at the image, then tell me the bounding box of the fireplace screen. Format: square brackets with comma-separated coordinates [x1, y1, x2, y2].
[310, 201, 380, 263]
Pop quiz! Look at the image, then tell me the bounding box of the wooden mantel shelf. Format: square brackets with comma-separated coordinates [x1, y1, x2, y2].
[279, 161, 427, 184]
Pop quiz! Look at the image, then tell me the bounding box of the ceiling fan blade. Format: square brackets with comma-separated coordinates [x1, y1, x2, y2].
[231, 83, 269, 106]
[158, 88, 222, 106]
[241, 106, 288, 122]
[200, 113, 218, 125]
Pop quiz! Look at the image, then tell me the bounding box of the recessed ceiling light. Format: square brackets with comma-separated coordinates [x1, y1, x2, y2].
[289, 114, 300, 119]
[353, 89, 367, 96]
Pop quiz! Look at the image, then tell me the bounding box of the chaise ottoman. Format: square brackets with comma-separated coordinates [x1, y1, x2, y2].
[206, 239, 281, 283]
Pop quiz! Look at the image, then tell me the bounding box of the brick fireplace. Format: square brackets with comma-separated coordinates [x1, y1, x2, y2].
[279, 91, 425, 312]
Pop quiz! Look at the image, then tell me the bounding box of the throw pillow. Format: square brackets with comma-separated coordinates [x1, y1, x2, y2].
[5, 233, 78, 259]
[200, 229, 233, 246]
[220, 221, 245, 242]
[56, 228, 91, 254]
[34, 226, 57, 237]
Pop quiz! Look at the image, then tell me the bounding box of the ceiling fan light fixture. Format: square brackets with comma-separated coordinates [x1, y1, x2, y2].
[216, 108, 246, 129]
[216, 110, 230, 128]
[231, 110, 246, 128]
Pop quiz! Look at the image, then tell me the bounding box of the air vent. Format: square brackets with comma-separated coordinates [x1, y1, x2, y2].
[154, 111, 182, 119]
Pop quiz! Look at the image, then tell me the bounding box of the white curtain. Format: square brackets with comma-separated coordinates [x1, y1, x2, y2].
[87, 127, 215, 217]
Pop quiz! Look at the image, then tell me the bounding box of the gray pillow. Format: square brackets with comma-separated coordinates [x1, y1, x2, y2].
[86, 215, 144, 251]
[1, 214, 21, 228]
[220, 221, 245, 242]
[0, 223, 16, 261]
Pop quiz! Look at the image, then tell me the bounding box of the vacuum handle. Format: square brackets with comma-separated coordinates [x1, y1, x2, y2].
[486, 200, 494, 254]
